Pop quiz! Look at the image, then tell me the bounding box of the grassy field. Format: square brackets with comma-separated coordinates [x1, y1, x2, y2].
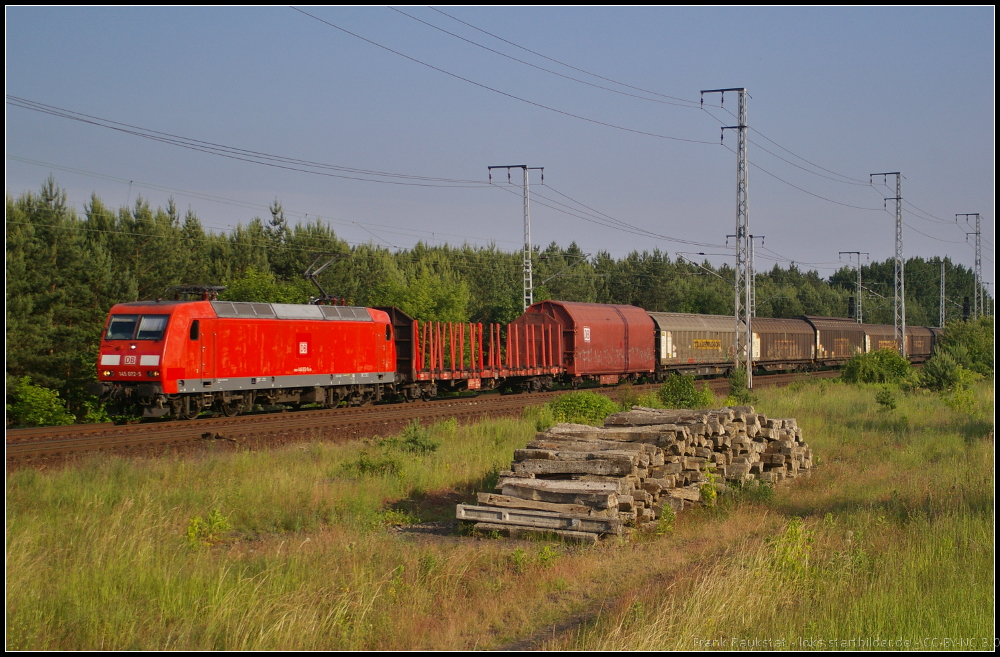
[550, 379, 995, 651]
[5, 379, 994, 650]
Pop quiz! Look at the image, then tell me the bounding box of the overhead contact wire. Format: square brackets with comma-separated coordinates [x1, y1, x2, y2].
[427, 6, 703, 105]
[390, 7, 700, 108]
[291, 7, 716, 145]
[6, 96, 491, 188]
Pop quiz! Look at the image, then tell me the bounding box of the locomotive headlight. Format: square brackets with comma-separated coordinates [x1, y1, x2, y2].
[147, 370, 160, 377]
[130, 344, 137, 350]
[102, 370, 113, 377]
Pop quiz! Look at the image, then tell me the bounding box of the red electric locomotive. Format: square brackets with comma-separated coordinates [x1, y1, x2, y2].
[91, 292, 396, 419]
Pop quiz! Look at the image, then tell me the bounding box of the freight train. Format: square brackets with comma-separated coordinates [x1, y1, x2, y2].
[89, 293, 940, 420]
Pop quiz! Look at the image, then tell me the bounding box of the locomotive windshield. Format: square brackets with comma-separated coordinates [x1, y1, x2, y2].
[105, 314, 169, 341]
[106, 315, 139, 340]
[136, 315, 169, 340]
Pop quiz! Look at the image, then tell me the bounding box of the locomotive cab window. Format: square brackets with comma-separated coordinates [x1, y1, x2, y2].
[190, 319, 200, 340]
[106, 314, 139, 340]
[386, 324, 392, 341]
[136, 315, 170, 340]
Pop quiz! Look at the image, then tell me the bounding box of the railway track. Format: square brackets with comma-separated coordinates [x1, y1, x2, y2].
[6, 370, 839, 467]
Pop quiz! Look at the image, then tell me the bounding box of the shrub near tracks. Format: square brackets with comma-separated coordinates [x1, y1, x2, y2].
[841, 348, 913, 385]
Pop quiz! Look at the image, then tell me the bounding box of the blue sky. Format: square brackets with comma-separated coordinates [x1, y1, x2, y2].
[6, 7, 995, 289]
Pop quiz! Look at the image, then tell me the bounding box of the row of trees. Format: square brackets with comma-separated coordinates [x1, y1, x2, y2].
[5, 177, 989, 417]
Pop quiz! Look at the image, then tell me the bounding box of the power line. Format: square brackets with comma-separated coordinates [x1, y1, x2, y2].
[290, 7, 716, 146]
[494, 183, 685, 243]
[903, 220, 975, 246]
[427, 6, 703, 106]
[720, 143, 884, 211]
[709, 103, 996, 241]
[873, 182, 994, 248]
[6, 95, 493, 188]
[7, 154, 525, 247]
[748, 128, 870, 185]
[537, 184, 728, 249]
[491, 182, 729, 249]
[698, 106, 886, 211]
[749, 137, 870, 186]
[703, 103, 871, 185]
[435, 0, 909, 213]
[389, 7, 699, 109]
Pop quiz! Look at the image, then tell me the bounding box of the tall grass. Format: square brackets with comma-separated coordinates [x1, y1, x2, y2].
[546, 379, 995, 650]
[6, 380, 993, 649]
[5, 418, 555, 650]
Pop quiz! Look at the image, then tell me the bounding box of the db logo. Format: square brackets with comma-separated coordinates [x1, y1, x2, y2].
[299, 342, 309, 355]
[124, 355, 137, 365]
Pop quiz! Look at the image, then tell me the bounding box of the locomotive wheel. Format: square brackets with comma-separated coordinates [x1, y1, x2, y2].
[218, 400, 240, 417]
[175, 396, 199, 420]
[177, 408, 198, 420]
[349, 392, 372, 407]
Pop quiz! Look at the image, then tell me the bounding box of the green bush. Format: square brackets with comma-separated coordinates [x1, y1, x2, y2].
[728, 478, 775, 505]
[616, 383, 641, 412]
[658, 373, 716, 409]
[546, 391, 621, 426]
[185, 509, 231, 549]
[875, 387, 897, 411]
[939, 343, 974, 371]
[941, 373, 978, 414]
[921, 349, 965, 391]
[6, 376, 75, 427]
[842, 348, 912, 384]
[375, 419, 443, 454]
[396, 419, 441, 454]
[524, 404, 556, 431]
[341, 453, 403, 477]
[635, 392, 664, 409]
[937, 316, 993, 375]
[726, 366, 758, 405]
